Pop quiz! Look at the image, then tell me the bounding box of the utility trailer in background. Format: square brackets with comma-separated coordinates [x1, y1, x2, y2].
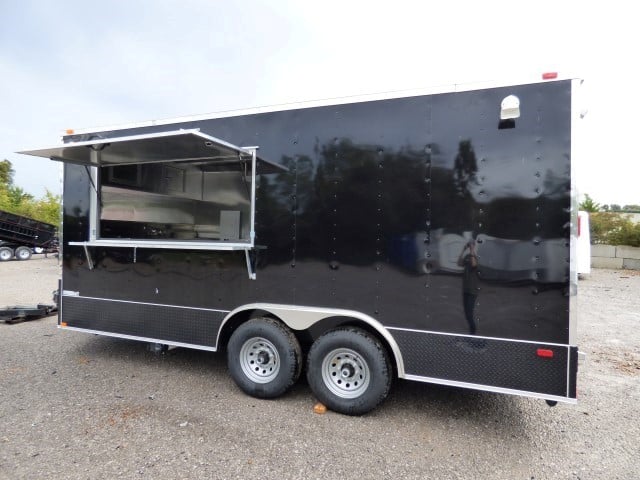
[0, 209, 58, 261]
[20, 75, 582, 415]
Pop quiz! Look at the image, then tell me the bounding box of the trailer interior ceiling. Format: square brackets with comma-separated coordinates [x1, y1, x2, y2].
[21, 129, 287, 277]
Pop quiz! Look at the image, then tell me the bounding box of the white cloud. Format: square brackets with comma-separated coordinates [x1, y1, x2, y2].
[1, 0, 639, 204]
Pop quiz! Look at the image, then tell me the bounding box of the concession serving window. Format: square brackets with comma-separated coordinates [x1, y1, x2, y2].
[20, 129, 287, 279]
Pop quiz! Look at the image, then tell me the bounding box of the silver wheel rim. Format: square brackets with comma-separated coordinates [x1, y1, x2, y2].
[0, 250, 11, 260]
[321, 348, 370, 399]
[17, 249, 29, 260]
[239, 337, 280, 384]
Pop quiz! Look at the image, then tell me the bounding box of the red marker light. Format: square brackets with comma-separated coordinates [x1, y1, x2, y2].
[537, 348, 554, 358]
[578, 215, 582, 237]
[542, 72, 558, 80]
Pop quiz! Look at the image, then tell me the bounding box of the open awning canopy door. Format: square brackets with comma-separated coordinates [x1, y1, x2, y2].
[19, 129, 286, 175]
[19, 129, 284, 279]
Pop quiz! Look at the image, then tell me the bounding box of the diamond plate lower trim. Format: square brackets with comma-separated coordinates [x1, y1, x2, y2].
[62, 296, 225, 348]
[392, 330, 571, 397]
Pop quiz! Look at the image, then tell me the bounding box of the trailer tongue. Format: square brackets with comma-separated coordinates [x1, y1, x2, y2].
[0, 304, 58, 324]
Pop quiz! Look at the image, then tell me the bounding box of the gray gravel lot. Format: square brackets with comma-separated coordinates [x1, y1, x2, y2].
[1, 257, 639, 479]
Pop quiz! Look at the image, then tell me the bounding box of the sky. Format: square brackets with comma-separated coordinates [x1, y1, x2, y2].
[1, 0, 638, 206]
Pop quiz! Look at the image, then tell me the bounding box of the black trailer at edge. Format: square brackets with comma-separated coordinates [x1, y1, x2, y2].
[21, 77, 580, 415]
[0, 209, 57, 261]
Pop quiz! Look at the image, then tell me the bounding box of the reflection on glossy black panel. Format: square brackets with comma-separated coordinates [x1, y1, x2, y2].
[63, 81, 571, 344]
[63, 165, 91, 243]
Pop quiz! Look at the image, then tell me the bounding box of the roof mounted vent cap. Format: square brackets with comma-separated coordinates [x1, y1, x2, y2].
[500, 95, 520, 120]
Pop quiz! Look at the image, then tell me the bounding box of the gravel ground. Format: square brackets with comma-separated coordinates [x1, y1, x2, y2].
[1, 257, 639, 479]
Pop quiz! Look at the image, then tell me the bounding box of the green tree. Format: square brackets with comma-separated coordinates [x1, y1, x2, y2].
[579, 193, 600, 212]
[590, 212, 640, 247]
[0, 159, 14, 186]
[6, 185, 34, 209]
[34, 190, 62, 226]
[0, 159, 61, 226]
[622, 204, 640, 213]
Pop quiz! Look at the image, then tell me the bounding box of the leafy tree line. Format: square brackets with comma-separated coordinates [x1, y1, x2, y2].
[579, 194, 640, 247]
[0, 159, 61, 227]
[579, 193, 640, 213]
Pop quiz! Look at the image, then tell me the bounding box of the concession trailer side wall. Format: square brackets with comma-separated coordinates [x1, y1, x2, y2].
[20, 76, 581, 415]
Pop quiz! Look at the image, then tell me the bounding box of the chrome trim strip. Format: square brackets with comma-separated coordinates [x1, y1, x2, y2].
[384, 326, 573, 348]
[59, 325, 217, 352]
[402, 374, 576, 403]
[219, 303, 406, 377]
[567, 347, 572, 397]
[61, 294, 230, 313]
[69, 239, 251, 251]
[58, 272, 64, 328]
[65, 76, 577, 136]
[569, 78, 582, 346]
[88, 160, 98, 242]
[249, 148, 257, 246]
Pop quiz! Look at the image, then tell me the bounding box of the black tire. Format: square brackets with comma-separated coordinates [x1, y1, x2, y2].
[306, 327, 392, 416]
[227, 318, 302, 399]
[0, 246, 13, 262]
[15, 246, 32, 261]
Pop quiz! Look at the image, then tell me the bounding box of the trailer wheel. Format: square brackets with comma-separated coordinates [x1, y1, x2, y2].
[227, 318, 302, 399]
[306, 327, 392, 415]
[0, 247, 13, 261]
[15, 246, 32, 261]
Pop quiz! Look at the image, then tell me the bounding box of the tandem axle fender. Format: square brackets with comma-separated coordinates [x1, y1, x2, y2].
[218, 303, 407, 377]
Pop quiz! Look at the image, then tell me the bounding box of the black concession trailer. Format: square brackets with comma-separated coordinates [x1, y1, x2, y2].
[20, 75, 582, 415]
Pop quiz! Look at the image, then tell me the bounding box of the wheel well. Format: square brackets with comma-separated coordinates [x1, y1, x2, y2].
[218, 311, 399, 377]
[310, 316, 399, 378]
[216, 308, 278, 352]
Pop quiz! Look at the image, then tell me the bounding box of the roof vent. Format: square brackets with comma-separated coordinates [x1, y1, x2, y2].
[500, 95, 520, 120]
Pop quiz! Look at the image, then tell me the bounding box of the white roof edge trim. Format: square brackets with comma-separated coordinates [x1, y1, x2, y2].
[64, 75, 580, 136]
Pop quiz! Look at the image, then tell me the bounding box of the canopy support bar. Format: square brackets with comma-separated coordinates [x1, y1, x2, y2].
[89, 150, 99, 242]
[83, 244, 94, 270]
